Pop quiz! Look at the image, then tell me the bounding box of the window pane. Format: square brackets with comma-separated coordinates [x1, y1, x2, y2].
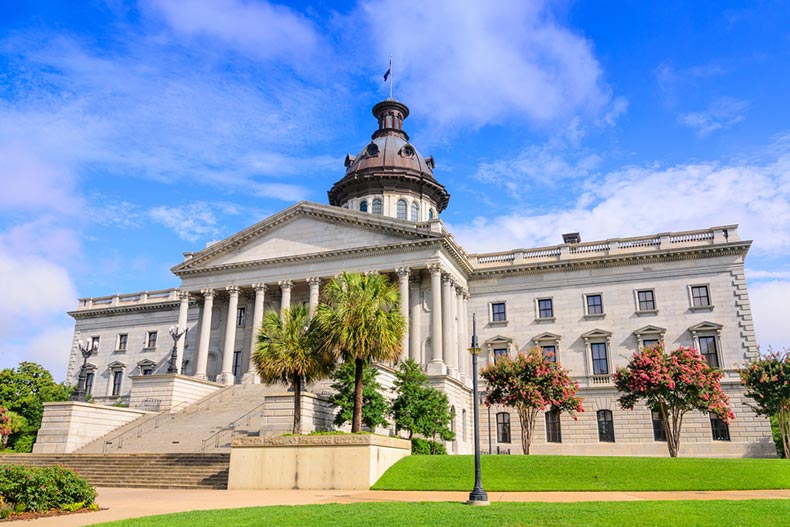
[85, 372, 94, 395]
[642, 339, 659, 349]
[538, 298, 553, 318]
[638, 290, 655, 311]
[118, 334, 128, 350]
[360, 200, 368, 212]
[699, 336, 719, 368]
[112, 371, 123, 396]
[493, 348, 507, 364]
[237, 307, 246, 327]
[410, 202, 419, 221]
[428, 209, 434, 220]
[597, 410, 615, 442]
[496, 412, 511, 443]
[591, 343, 609, 375]
[652, 411, 667, 441]
[710, 417, 730, 441]
[586, 294, 603, 314]
[372, 199, 383, 215]
[492, 303, 506, 322]
[397, 199, 407, 219]
[90, 336, 100, 352]
[545, 410, 562, 443]
[147, 331, 157, 348]
[542, 345, 556, 363]
[691, 286, 710, 306]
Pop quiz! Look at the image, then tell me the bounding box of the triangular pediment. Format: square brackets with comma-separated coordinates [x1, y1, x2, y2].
[107, 360, 126, 369]
[136, 359, 157, 368]
[532, 332, 562, 342]
[688, 321, 723, 333]
[633, 325, 667, 336]
[582, 328, 612, 340]
[173, 201, 444, 274]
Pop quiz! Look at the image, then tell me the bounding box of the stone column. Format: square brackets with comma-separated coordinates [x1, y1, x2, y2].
[456, 285, 465, 377]
[194, 288, 215, 380]
[428, 264, 444, 373]
[175, 289, 190, 374]
[244, 283, 266, 383]
[219, 285, 240, 385]
[308, 277, 321, 319]
[461, 289, 470, 378]
[279, 280, 293, 319]
[442, 274, 456, 371]
[397, 267, 410, 362]
[409, 273, 422, 364]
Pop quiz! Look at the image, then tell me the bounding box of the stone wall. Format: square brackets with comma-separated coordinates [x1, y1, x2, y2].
[33, 402, 149, 453]
[128, 374, 223, 411]
[261, 392, 335, 435]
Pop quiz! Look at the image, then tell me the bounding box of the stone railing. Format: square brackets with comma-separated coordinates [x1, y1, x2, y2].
[76, 288, 180, 310]
[469, 225, 738, 268]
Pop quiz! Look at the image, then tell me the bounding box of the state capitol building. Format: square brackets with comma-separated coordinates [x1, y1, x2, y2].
[64, 99, 774, 457]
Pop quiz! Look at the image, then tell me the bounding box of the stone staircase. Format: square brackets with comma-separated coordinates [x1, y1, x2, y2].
[77, 383, 272, 454]
[0, 453, 230, 489]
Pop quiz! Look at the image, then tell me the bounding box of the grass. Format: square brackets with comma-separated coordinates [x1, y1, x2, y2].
[372, 455, 790, 491]
[90, 501, 790, 527]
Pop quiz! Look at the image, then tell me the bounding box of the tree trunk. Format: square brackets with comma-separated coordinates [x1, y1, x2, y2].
[352, 358, 364, 433]
[292, 375, 302, 435]
[664, 408, 684, 458]
[517, 406, 538, 455]
[778, 408, 790, 459]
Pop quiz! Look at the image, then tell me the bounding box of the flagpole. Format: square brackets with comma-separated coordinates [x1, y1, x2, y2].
[389, 54, 393, 99]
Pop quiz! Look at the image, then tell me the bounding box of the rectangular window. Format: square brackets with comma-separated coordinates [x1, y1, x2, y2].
[142, 368, 153, 376]
[586, 294, 603, 315]
[710, 417, 730, 441]
[236, 307, 246, 328]
[493, 348, 508, 364]
[496, 412, 511, 443]
[637, 290, 656, 311]
[691, 285, 711, 307]
[698, 336, 719, 368]
[591, 342, 609, 375]
[491, 302, 507, 322]
[146, 331, 158, 349]
[85, 372, 94, 395]
[542, 345, 557, 363]
[232, 350, 243, 381]
[538, 298, 554, 319]
[652, 411, 667, 441]
[545, 410, 562, 443]
[597, 410, 615, 442]
[642, 338, 659, 350]
[112, 371, 123, 396]
[90, 336, 100, 352]
[117, 334, 128, 351]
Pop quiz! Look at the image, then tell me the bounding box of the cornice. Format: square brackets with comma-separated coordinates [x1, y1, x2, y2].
[469, 242, 750, 279]
[68, 300, 189, 319]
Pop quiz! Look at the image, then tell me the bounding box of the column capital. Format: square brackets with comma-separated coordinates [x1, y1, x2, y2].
[278, 279, 293, 291]
[455, 284, 466, 296]
[364, 269, 380, 276]
[252, 282, 267, 293]
[442, 273, 455, 287]
[428, 263, 443, 275]
[201, 288, 216, 299]
[396, 266, 411, 278]
[226, 285, 240, 296]
[178, 289, 191, 301]
[307, 276, 321, 287]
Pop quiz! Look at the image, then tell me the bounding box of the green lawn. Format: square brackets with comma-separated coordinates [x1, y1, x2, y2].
[372, 455, 790, 491]
[91, 501, 790, 527]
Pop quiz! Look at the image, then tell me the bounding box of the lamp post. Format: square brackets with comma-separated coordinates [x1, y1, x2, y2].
[467, 313, 489, 506]
[71, 338, 97, 402]
[167, 325, 187, 374]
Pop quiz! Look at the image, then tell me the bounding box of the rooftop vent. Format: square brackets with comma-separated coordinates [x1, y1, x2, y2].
[562, 232, 581, 244]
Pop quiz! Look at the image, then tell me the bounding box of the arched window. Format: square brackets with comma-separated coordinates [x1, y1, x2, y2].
[496, 412, 511, 443]
[372, 198, 383, 215]
[597, 410, 615, 442]
[428, 208, 434, 220]
[360, 200, 368, 212]
[396, 199, 407, 220]
[410, 202, 419, 221]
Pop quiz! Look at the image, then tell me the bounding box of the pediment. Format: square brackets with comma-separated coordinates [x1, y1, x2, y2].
[633, 325, 667, 336]
[483, 335, 513, 347]
[582, 328, 612, 340]
[173, 201, 443, 274]
[688, 321, 723, 333]
[532, 332, 562, 342]
[137, 359, 157, 368]
[107, 360, 126, 369]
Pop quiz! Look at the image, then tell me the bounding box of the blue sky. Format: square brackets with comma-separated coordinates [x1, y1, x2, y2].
[1, 1, 789, 380]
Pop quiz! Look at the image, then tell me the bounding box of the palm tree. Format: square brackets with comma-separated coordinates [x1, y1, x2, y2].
[314, 272, 406, 433]
[253, 304, 334, 434]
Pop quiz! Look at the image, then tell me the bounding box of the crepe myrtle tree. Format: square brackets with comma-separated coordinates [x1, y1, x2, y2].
[481, 348, 583, 455]
[740, 349, 790, 458]
[614, 345, 734, 458]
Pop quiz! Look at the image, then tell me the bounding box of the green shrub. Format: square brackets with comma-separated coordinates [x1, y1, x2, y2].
[771, 415, 786, 458]
[12, 434, 34, 453]
[411, 437, 447, 455]
[0, 464, 96, 512]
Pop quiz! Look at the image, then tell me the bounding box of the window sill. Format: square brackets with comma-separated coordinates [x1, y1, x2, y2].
[635, 309, 659, 316]
[689, 305, 714, 312]
[142, 347, 157, 352]
[536, 317, 556, 323]
[113, 349, 127, 353]
[583, 313, 606, 320]
[488, 320, 509, 326]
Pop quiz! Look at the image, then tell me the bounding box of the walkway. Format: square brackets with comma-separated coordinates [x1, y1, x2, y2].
[8, 488, 790, 526]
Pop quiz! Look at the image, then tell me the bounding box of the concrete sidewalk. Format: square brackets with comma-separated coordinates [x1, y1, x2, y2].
[7, 487, 790, 526]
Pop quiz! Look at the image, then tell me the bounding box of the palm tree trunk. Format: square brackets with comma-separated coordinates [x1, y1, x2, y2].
[293, 375, 302, 435]
[352, 357, 364, 432]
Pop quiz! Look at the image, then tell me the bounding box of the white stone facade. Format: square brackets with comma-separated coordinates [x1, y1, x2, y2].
[64, 99, 772, 457]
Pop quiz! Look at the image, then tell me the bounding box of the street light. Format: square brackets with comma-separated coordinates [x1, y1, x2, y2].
[71, 337, 97, 402]
[467, 313, 489, 506]
[167, 325, 187, 374]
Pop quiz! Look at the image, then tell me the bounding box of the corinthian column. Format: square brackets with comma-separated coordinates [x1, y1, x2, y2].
[442, 273, 455, 371]
[397, 267, 410, 362]
[409, 273, 422, 364]
[175, 290, 190, 374]
[428, 264, 445, 374]
[219, 285, 240, 385]
[194, 289, 215, 379]
[308, 277, 321, 319]
[455, 285, 465, 378]
[244, 283, 266, 383]
[279, 280, 293, 319]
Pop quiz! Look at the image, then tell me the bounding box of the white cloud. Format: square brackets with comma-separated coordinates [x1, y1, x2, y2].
[360, 0, 615, 129]
[750, 280, 790, 351]
[0, 144, 82, 213]
[148, 203, 221, 242]
[680, 97, 750, 136]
